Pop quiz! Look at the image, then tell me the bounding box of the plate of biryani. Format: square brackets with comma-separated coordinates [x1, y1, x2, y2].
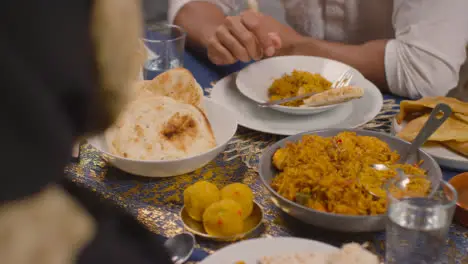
[259, 129, 442, 232]
[236, 56, 365, 115]
[211, 57, 383, 135]
[199, 237, 380, 264]
[392, 96, 468, 171]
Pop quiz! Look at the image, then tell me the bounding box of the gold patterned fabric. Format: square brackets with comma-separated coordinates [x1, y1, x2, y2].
[65, 98, 468, 263]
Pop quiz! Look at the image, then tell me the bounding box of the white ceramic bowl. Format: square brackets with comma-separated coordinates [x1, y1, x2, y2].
[87, 98, 238, 177]
[236, 56, 365, 115]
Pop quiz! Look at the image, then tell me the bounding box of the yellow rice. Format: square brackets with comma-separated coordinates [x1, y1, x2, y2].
[268, 70, 332, 107]
[271, 132, 429, 216]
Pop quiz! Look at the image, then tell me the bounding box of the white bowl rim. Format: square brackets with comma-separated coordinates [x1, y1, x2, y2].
[236, 55, 364, 110]
[87, 97, 238, 164]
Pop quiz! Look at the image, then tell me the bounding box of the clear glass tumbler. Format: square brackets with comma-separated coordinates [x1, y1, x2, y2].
[142, 23, 186, 80]
[385, 177, 457, 264]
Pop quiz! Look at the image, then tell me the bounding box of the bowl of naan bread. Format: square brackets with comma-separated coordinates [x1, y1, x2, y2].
[88, 68, 238, 177]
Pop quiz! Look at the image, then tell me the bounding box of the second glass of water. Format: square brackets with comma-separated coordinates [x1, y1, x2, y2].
[385, 177, 457, 264]
[143, 23, 186, 80]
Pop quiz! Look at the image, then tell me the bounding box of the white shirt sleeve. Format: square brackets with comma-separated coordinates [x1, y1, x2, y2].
[168, 0, 243, 24]
[385, 0, 468, 99]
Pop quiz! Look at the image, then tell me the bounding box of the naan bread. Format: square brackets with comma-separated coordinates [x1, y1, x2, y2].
[396, 97, 468, 157]
[397, 97, 468, 124]
[454, 112, 468, 123]
[442, 140, 468, 157]
[397, 114, 468, 142]
[129, 80, 154, 101]
[302, 86, 364, 107]
[106, 96, 216, 160]
[139, 68, 204, 108]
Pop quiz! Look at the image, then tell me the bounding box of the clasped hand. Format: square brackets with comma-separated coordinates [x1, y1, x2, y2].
[206, 10, 302, 65]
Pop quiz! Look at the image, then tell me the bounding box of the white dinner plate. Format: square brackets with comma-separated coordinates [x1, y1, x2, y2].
[391, 117, 468, 171]
[236, 56, 364, 115]
[199, 237, 337, 264]
[211, 73, 383, 135]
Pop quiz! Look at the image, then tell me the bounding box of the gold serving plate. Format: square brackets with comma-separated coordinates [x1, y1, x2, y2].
[180, 201, 264, 242]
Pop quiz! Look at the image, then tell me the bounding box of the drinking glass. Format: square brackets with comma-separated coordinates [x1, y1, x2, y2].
[385, 177, 457, 264]
[143, 23, 186, 80]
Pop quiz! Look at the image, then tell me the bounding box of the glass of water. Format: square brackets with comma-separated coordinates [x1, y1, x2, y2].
[143, 23, 186, 80]
[385, 177, 457, 264]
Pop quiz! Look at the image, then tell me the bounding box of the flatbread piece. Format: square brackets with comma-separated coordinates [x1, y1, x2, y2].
[139, 68, 204, 108]
[302, 86, 364, 107]
[397, 96, 468, 124]
[106, 96, 215, 160]
[442, 140, 468, 157]
[397, 114, 468, 142]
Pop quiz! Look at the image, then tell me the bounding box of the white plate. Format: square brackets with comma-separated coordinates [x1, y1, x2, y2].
[236, 56, 365, 115]
[199, 237, 337, 264]
[211, 73, 383, 135]
[392, 118, 468, 171]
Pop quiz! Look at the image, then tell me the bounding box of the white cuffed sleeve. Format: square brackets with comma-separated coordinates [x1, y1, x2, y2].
[385, 0, 468, 99]
[168, 0, 242, 24]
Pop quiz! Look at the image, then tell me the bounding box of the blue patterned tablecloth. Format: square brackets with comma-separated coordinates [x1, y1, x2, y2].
[66, 52, 468, 263]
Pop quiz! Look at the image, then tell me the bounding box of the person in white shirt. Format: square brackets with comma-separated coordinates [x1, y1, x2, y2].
[169, 0, 468, 99]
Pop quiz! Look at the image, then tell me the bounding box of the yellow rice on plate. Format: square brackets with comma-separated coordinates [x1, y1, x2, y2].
[271, 132, 429, 216]
[268, 70, 332, 107]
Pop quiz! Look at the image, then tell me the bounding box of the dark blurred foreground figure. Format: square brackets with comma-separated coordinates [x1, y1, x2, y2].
[0, 0, 172, 263]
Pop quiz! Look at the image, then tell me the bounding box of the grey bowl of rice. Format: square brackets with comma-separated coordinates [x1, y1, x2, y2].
[259, 128, 442, 232]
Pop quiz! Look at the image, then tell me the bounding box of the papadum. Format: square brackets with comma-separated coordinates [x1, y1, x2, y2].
[397, 96, 468, 124]
[396, 96, 468, 158]
[397, 114, 468, 142]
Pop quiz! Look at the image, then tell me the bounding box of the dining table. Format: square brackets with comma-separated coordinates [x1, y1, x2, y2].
[66, 51, 468, 264]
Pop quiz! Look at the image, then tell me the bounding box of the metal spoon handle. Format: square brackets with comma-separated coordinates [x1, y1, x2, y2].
[401, 103, 452, 162]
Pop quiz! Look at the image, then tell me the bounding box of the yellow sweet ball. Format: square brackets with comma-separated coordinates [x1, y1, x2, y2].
[183, 181, 220, 221]
[203, 199, 244, 237]
[220, 183, 254, 219]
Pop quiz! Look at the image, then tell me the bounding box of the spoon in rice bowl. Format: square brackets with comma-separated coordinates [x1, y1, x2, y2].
[362, 103, 452, 198]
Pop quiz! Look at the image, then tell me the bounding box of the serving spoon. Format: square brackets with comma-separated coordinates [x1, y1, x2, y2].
[363, 103, 452, 198]
[164, 233, 195, 264]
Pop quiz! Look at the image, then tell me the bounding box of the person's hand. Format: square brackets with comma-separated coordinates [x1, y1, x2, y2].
[205, 10, 302, 65]
[240, 11, 303, 56]
[205, 15, 262, 65]
[205, 11, 283, 65]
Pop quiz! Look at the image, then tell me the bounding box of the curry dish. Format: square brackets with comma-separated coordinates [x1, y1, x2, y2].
[268, 70, 332, 107]
[271, 132, 429, 216]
